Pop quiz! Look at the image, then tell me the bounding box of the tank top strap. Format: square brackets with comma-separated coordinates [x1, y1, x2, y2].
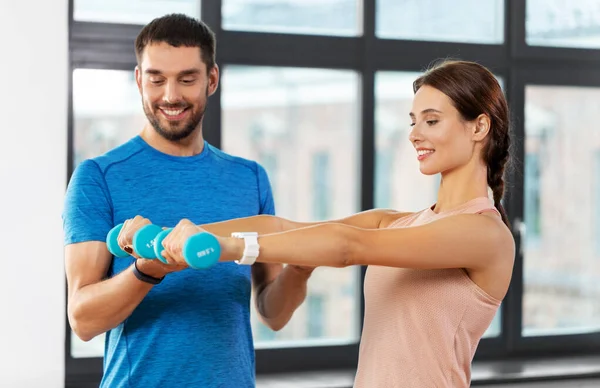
[462, 197, 498, 214]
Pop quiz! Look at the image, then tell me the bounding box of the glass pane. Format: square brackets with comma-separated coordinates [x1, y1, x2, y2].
[71, 69, 145, 357]
[376, 0, 504, 44]
[523, 85, 600, 336]
[222, 66, 362, 346]
[222, 0, 360, 36]
[74, 0, 200, 24]
[73, 69, 143, 168]
[526, 0, 600, 48]
[374, 71, 502, 338]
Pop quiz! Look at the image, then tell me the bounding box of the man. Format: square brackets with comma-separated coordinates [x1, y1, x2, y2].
[63, 14, 313, 387]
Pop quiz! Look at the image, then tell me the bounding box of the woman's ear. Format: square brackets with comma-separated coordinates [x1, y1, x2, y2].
[472, 114, 491, 142]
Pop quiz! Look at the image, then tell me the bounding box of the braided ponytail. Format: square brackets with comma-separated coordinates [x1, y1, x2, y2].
[485, 126, 511, 227]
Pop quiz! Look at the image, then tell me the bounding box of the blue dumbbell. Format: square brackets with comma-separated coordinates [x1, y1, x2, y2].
[151, 227, 173, 264]
[181, 231, 222, 269]
[131, 224, 168, 263]
[106, 223, 221, 269]
[106, 223, 129, 258]
[134, 224, 221, 269]
[105, 223, 168, 263]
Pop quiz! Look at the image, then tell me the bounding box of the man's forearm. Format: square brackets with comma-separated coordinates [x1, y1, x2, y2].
[68, 262, 161, 341]
[256, 265, 313, 331]
[199, 215, 315, 330]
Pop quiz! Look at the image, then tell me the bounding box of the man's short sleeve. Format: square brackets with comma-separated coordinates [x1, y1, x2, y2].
[256, 163, 275, 216]
[62, 159, 114, 245]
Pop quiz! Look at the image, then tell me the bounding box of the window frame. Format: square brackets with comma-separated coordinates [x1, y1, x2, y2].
[510, 66, 600, 356]
[513, 0, 600, 63]
[66, 0, 600, 386]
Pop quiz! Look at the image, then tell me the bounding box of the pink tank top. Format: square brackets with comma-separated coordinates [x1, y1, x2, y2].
[353, 197, 502, 388]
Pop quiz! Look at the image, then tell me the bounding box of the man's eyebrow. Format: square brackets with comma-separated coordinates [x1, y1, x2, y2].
[144, 68, 201, 76]
[178, 69, 201, 76]
[144, 68, 162, 75]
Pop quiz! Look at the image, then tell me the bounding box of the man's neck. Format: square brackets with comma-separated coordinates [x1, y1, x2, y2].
[140, 125, 205, 157]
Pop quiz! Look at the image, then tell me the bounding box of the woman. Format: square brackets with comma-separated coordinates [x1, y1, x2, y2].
[121, 60, 515, 387]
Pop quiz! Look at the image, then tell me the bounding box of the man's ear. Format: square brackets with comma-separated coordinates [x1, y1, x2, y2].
[207, 64, 220, 97]
[134, 66, 143, 94]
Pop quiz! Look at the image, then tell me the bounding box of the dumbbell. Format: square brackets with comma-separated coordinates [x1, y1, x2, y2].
[106, 223, 221, 269]
[106, 223, 171, 262]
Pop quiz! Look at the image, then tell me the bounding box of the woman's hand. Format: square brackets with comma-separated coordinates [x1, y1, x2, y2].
[160, 219, 253, 266]
[160, 219, 206, 265]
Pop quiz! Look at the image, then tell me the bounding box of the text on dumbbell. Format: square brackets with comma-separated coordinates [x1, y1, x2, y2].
[196, 248, 215, 258]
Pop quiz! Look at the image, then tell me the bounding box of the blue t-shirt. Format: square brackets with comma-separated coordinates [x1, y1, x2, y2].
[63, 136, 275, 388]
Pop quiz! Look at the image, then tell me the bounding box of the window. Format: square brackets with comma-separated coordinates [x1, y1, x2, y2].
[259, 151, 278, 193]
[307, 295, 325, 338]
[376, 0, 504, 44]
[72, 69, 143, 168]
[525, 152, 542, 243]
[375, 150, 394, 209]
[526, 0, 600, 49]
[249, 122, 279, 193]
[253, 310, 277, 341]
[74, 0, 201, 24]
[70, 69, 145, 358]
[222, 0, 360, 36]
[374, 71, 502, 339]
[523, 85, 600, 336]
[595, 151, 600, 256]
[312, 152, 331, 220]
[68, 0, 600, 384]
[221, 65, 362, 346]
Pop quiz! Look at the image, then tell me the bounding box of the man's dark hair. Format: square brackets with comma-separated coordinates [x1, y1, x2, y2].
[135, 13, 216, 70]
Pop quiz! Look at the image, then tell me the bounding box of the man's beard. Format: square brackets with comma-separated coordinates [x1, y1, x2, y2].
[144, 102, 206, 142]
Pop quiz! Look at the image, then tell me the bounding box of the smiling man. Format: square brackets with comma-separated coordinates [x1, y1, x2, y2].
[62, 14, 314, 388]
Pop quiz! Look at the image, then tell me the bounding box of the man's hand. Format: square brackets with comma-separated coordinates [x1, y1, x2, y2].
[286, 264, 317, 276]
[135, 258, 188, 278]
[117, 215, 188, 277]
[117, 215, 152, 257]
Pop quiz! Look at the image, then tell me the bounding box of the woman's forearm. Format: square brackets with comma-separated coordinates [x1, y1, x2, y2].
[199, 215, 327, 238]
[222, 223, 357, 268]
[199, 215, 284, 237]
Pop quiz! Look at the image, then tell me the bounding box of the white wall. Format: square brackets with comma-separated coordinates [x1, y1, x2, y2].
[0, 0, 68, 387]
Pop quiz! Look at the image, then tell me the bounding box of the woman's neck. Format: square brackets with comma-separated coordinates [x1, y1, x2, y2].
[433, 161, 489, 214]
